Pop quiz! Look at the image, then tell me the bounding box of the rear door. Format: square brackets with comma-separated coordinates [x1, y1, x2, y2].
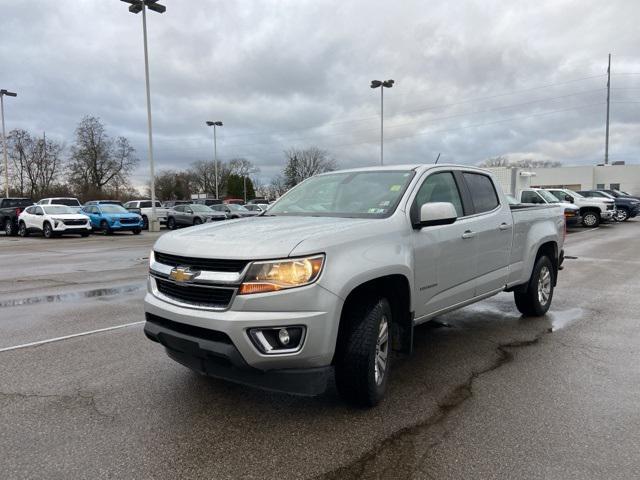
[22, 206, 36, 230]
[173, 205, 186, 225]
[411, 169, 478, 318]
[459, 171, 513, 296]
[33, 206, 46, 231]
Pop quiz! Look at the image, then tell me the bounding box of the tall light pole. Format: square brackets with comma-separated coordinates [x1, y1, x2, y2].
[121, 0, 165, 232]
[243, 168, 258, 204]
[370, 79, 394, 165]
[206, 121, 223, 199]
[1, 89, 17, 198]
[604, 53, 611, 165]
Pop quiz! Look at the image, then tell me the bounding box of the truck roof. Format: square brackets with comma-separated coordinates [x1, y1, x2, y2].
[316, 163, 489, 175]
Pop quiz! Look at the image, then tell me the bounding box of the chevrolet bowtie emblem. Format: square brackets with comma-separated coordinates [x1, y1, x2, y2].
[168, 266, 200, 283]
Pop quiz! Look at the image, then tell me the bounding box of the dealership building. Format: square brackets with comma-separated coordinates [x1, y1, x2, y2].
[486, 164, 640, 196]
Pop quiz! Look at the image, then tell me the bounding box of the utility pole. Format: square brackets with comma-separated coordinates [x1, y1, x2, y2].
[206, 121, 223, 198]
[0, 89, 18, 198]
[605, 53, 611, 165]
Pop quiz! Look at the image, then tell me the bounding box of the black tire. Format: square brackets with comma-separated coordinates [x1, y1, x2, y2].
[132, 229, 141, 235]
[167, 217, 176, 230]
[43, 222, 54, 239]
[18, 221, 29, 237]
[581, 211, 600, 228]
[100, 220, 112, 235]
[193, 217, 202, 226]
[4, 218, 16, 236]
[514, 255, 555, 317]
[335, 297, 392, 407]
[142, 215, 149, 230]
[616, 208, 629, 222]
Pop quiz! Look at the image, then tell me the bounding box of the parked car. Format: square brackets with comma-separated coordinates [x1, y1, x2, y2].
[545, 188, 615, 227]
[224, 198, 245, 205]
[166, 204, 226, 229]
[123, 200, 170, 229]
[242, 204, 265, 213]
[599, 189, 640, 202]
[37, 197, 83, 213]
[162, 200, 190, 208]
[518, 188, 582, 226]
[0, 197, 34, 236]
[194, 198, 223, 206]
[84, 200, 142, 215]
[81, 204, 143, 234]
[18, 204, 91, 238]
[209, 203, 259, 218]
[246, 198, 270, 204]
[577, 190, 640, 222]
[144, 165, 565, 406]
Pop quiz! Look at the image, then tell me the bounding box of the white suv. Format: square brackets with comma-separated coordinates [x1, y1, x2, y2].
[37, 197, 83, 213]
[18, 204, 92, 238]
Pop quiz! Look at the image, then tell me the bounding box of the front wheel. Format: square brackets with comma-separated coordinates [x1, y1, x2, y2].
[142, 216, 149, 230]
[43, 222, 54, 239]
[132, 229, 141, 235]
[335, 297, 392, 407]
[616, 208, 629, 222]
[100, 220, 112, 235]
[582, 211, 600, 227]
[514, 255, 554, 317]
[193, 217, 202, 226]
[167, 217, 176, 230]
[4, 219, 16, 236]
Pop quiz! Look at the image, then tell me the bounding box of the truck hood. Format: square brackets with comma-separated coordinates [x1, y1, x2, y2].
[153, 215, 375, 259]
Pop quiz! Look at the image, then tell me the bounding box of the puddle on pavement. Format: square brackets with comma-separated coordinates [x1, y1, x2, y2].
[546, 307, 584, 332]
[0, 284, 145, 308]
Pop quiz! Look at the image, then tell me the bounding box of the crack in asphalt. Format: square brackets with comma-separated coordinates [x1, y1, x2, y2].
[0, 283, 145, 308]
[0, 390, 115, 419]
[316, 330, 546, 480]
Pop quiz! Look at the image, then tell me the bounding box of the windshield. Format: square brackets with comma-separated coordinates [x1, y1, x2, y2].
[538, 190, 560, 203]
[52, 198, 80, 206]
[227, 204, 249, 212]
[43, 205, 75, 215]
[268, 170, 415, 218]
[190, 204, 213, 212]
[564, 189, 583, 198]
[101, 205, 128, 213]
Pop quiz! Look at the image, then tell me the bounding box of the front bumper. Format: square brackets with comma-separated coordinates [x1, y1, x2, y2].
[53, 222, 92, 232]
[144, 313, 331, 395]
[601, 210, 616, 221]
[108, 221, 143, 230]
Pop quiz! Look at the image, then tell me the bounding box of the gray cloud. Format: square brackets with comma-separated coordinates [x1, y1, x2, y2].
[1, 0, 639, 188]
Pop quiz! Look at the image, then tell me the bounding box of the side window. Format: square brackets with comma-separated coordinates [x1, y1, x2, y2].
[140, 201, 152, 208]
[25, 206, 35, 214]
[521, 191, 542, 204]
[413, 172, 464, 217]
[463, 173, 499, 213]
[35, 206, 44, 215]
[174, 205, 184, 212]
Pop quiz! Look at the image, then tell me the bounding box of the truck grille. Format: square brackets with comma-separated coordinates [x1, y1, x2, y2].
[154, 252, 249, 272]
[155, 278, 234, 308]
[607, 204, 615, 211]
[63, 219, 86, 226]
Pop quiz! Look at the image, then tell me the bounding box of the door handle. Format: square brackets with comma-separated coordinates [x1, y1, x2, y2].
[461, 230, 476, 239]
[499, 223, 511, 231]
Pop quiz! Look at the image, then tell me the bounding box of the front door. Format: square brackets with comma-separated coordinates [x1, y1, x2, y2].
[412, 170, 478, 319]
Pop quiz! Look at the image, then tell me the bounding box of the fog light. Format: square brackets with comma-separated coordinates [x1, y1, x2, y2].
[278, 328, 290, 346]
[248, 326, 305, 354]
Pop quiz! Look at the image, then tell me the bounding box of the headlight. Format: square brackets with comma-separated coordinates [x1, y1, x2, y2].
[238, 255, 324, 295]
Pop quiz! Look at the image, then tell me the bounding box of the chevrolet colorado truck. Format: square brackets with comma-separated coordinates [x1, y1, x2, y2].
[545, 188, 615, 227]
[144, 165, 565, 406]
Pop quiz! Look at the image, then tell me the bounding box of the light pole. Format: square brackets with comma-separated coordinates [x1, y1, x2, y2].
[1, 89, 17, 198]
[370, 79, 394, 165]
[243, 168, 258, 204]
[121, 0, 165, 232]
[206, 121, 223, 199]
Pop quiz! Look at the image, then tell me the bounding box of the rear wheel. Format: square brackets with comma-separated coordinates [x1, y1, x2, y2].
[4, 219, 16, 236]
[167, 217, 176, 230]
[335, 297, 392, 407]
[514, 255, 554, 317]
[18, 222, 28, 237]
[43, 222, 54, 239]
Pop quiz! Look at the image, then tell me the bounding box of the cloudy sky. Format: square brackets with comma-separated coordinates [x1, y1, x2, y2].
[1, 0, 639, 187]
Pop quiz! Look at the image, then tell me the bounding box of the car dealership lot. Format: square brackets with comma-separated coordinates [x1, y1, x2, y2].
[1, 224, 639, 479]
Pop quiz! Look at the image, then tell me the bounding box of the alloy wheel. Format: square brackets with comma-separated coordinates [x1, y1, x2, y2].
[374, 316, 389, 385]
[537, 266, 552, 306]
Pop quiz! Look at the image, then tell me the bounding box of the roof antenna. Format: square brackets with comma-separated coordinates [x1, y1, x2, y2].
[434, 153, 441, 164]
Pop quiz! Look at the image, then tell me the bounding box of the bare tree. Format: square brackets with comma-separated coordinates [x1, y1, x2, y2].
[283, 147, 336, 187]
[67, 116, 138, 195]
[478, 156, 561, 168]
[269, 174, 288, 198]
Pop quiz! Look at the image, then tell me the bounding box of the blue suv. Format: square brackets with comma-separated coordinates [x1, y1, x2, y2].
[81, 203, 143, 234]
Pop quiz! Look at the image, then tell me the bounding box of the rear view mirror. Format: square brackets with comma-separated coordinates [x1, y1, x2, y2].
[417, 202, 458, 228]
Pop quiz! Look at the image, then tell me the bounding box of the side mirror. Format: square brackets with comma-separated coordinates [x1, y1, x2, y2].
[564, 195, 573, 203]
[416, 202, 458, 228]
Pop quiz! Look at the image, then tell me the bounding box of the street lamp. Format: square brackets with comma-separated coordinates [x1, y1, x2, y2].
[206, 121, 223, 199]
[1, 89, 17, 198]
[243, 168, 258, 204]
[121, 0, 165, 232]
[370, 79, 394, 166]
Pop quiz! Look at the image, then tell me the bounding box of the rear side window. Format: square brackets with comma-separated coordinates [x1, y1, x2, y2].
[521, 191, 543, 204]
[140, 201, 152, 208]
[174, 206, 184, 212]
[463, 173, 499, 213]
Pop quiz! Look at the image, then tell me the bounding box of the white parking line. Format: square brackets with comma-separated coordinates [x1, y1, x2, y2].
[0, 321, 145, 353]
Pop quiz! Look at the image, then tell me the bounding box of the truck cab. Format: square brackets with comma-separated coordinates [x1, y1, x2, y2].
[518, 188, 581, 226]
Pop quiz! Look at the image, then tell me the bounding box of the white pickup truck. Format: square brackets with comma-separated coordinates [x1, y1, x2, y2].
[123, 200, 170, 229]
[544, 188, 616, 227]
[144, 165, 565, 406]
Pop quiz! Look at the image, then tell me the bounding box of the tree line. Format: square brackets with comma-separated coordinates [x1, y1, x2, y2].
[1, 114, 338, 202]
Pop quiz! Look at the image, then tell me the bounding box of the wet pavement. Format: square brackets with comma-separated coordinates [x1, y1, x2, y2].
[1, 224, 639, 479]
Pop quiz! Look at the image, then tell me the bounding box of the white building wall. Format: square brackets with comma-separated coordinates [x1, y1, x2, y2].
[518, 165, 640, 195]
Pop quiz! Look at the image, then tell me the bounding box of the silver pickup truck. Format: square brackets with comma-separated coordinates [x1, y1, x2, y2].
[144, 165, 565, 406]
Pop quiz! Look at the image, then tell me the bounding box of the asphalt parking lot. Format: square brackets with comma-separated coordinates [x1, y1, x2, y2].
[1, 224, 639, 479]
